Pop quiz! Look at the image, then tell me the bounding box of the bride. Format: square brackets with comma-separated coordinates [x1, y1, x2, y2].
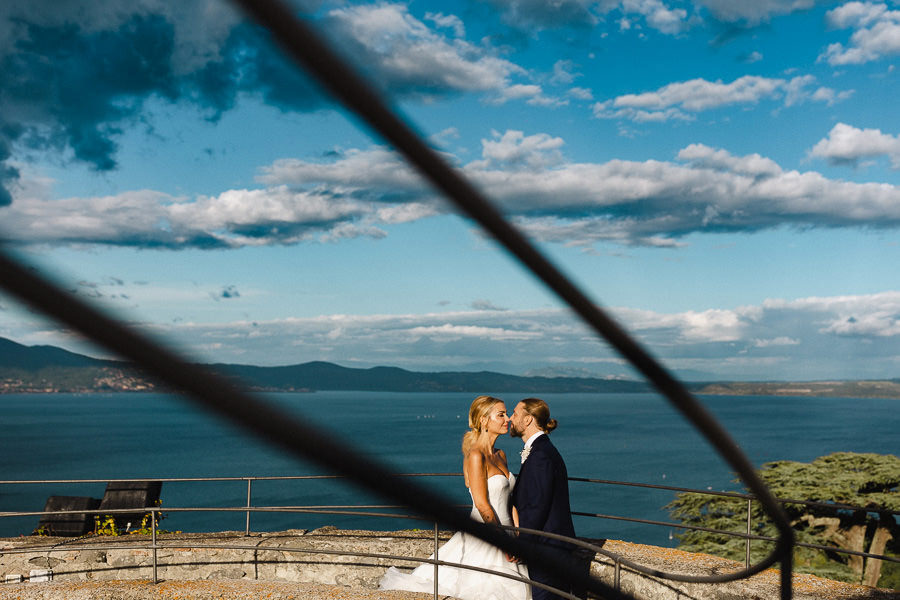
[380, 395, 531, 600]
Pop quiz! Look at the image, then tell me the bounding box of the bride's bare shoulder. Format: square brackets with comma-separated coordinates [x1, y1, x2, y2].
[463, 449, 488, 487]
[465, 448, 486, 467]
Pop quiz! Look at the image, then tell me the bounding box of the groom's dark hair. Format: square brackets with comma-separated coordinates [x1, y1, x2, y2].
[521, 397, 557, 433]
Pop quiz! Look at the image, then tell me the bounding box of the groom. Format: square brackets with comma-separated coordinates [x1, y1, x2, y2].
[509, 397, 578, 600]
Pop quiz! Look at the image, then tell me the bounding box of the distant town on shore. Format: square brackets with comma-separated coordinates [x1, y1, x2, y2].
[2, 336, 899, 398]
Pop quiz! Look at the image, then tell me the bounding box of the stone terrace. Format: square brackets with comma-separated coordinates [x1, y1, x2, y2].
[1, 529, 896, 600]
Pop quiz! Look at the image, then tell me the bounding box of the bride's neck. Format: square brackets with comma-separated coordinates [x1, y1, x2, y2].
[471, 436, 497, 457]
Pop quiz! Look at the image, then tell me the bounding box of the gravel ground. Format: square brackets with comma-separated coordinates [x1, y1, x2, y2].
[0, 580, 440, 600]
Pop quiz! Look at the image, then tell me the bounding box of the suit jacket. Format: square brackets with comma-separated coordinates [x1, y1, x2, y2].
[511, 434, 575, 550]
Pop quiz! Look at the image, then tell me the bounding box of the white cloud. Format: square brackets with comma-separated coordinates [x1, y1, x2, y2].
[0, 177, 400, 248]
[551, 60, 579, 85]
[0, 0, 551, 208]
[696, 0, 816, 25]
[472, 130, 566, 170]
[424, 12, 466, 37]
[471, 299, 509, 311]
[809, 122, 900, 168]
[593, 104, 693, 122]
[622, 0, 689, 35]
[88, 290, 900, 380]
[492, 83, 544, 103]
[484, 0, 699, 35]
[619, 76, 783, 110]
[485, 0, 597, 29]
[11, 285, 900, 379]
[466, 143, 900, 245]
[258, 147, 424, 190]
[768, 291, 900, 337]
[8, 135, 900, 250]
[668, 308, 747, 342]
[753, 337, 800, 347]
[407, 323, 539, 341]
[430, 127, 461, 146]
[743, 51, 763, 63]
[820, 1, 900, 65]
[373, 203, 438, 224]
[676, 143, 782, 177]
[0, 0, 243, 73]
[488, 84, 566, 107]
[823, 314, 900, 337]
[593, 75, 848, 122]
[568, 87, 595, 100]
[325, 3, 530, 99]
[809, 86, 855, 105]
[826, 1, 890, 28]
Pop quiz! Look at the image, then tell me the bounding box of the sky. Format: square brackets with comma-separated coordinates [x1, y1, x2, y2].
[1, 0, 900, 381]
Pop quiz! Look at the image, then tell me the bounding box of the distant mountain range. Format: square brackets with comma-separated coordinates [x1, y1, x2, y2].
[205, 361, 651, 393]
[2, 336, 899, 398]
[0, 336, 650, 394]
[0, 337, 120, 370]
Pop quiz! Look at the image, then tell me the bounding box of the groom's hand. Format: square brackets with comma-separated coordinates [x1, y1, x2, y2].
[505, 552, 521, 563]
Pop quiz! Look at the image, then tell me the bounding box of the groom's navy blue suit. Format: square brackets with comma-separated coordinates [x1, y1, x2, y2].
[511, 433, 577, 600]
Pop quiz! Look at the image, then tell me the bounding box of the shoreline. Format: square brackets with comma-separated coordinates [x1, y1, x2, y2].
[3, 383, 900, 398]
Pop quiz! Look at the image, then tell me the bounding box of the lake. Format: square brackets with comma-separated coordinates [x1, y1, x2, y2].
[0, 391, 896, 546]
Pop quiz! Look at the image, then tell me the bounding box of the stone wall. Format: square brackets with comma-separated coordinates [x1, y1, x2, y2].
[1, 529, 896, 599]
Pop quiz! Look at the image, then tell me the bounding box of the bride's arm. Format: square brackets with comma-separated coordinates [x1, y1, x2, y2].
[465, 451, 499, 525]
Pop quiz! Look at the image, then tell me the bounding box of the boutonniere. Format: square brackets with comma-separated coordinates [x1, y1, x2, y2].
[520, 446, 531, 464]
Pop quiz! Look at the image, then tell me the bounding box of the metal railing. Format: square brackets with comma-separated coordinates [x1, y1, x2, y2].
[2, 474, 896, 594]
[568, 477, 900, 571]
[2, 492, 578, 598]
[0, 0, 808, 596]
[0, 474, 462, 536]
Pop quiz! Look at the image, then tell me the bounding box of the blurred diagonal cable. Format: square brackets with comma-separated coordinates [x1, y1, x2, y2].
[224, 0, 795, 596]
[0, 0, 795, 595]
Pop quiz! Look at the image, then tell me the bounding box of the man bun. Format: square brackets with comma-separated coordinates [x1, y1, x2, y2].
[520, 397, 557, 433]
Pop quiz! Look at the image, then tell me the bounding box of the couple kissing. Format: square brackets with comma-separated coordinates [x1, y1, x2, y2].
[381, 395, 580, 600]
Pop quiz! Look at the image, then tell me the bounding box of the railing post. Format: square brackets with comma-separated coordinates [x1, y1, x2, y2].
[433, 522, 439, 600]
[746, 498, 752, 568]
[151, 509, 158, 584]
[245, 478, 253, 536]
[614, 556, 621, 591]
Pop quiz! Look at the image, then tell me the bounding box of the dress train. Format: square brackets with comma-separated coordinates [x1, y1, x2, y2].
[379, 473, 530, 600]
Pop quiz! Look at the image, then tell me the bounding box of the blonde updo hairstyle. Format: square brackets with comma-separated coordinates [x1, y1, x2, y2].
[461, 395, 502, 456]
[520, 397, 558, 433]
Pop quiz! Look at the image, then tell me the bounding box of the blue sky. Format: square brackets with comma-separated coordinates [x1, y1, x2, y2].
[2, 0, 900, 381]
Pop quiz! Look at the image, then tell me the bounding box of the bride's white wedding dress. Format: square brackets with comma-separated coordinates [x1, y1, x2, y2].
[379, 473, 531, 600]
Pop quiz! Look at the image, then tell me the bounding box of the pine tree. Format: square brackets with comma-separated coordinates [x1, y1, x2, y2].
[666, 452, 900, 588]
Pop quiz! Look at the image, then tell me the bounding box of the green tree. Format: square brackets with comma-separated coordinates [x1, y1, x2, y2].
[666, 452, 900, 588]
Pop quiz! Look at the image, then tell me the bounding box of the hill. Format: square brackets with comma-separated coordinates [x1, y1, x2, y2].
[2, 336, 899, 398]
[208, 360, 650, 393]
[0, 336, 648, 394]
[0, 337, 116, 369]
[0, 338, 152, 393]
